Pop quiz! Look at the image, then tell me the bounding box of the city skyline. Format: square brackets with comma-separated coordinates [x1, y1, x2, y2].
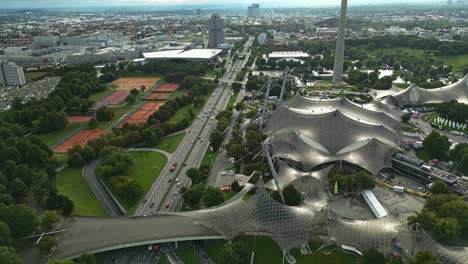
[0, 0, 454, 9]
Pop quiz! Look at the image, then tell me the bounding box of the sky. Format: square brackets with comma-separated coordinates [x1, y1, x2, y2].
[0, 0, 442, 9]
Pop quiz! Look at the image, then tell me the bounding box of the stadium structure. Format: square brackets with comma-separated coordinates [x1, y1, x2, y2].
[263, 95, 402, 175]
[382, 74, 468, 107]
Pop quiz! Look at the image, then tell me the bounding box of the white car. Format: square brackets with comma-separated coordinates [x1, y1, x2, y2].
[221, 171, 228, 176]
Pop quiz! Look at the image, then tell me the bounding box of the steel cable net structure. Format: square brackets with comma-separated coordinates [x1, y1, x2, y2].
[383, 74, 468, 107]
[282, 95, 401, 131]
[180, 178, 327, 252]
[264, 102, 401, 175]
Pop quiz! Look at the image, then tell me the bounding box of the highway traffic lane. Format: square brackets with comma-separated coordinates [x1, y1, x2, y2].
[137, 84, 230, 215]
[165, 86, 234, 211]
[139, 48, 249, 214]
[134, 88, 222, 215]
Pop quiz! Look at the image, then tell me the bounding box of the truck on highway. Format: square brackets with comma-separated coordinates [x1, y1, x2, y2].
[170, 162, 178, 172]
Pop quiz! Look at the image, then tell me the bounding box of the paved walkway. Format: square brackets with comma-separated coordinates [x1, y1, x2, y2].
[128, 148, 171, 158]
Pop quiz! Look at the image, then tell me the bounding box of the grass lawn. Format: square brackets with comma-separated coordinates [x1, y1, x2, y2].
[223, 191, 236, 201]
[36, 122, 82, 147]
[435, 54, 468, 74]
[169, 93, 211, 124]
[114, 151, 167, 214]
[155, 132, 186, 153]
[177, 242, 200, 264]
[170, 89, 185, 99]
[368, 47, 468, 74]
[201, 149, 217, 168]
[89, 87, 114, 102]
[53, 153, 68, 167]
[227, 91, 239, 109]
[367, 47, 426, 57]
[207, 237, 356, 264]
[401, 125, 421, 133]
[157, 255, 170, 264]
[416, 148, 431, 161]
[56, 166, 106, 216]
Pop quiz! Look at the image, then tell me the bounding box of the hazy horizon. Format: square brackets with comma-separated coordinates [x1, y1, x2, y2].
[0, 0, 451, 9]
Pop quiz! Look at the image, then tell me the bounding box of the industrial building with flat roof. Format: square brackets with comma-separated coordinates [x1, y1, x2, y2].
[142, 49, 222, 63]
[268, 51, 310, 60]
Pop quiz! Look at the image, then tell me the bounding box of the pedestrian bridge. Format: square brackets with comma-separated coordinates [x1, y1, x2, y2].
[53, 214, 223, 259]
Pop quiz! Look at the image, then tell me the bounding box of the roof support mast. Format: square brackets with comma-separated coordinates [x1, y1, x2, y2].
[263, 142, 286, 204]
[279, 66, 290, 102]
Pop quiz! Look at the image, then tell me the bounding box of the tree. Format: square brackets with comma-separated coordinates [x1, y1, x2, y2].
[0, 204, 39, 238]
[125, 94, 136, 105]
[88, 117, 97, 129]
[186, 168, 205, 185]
[430, 180, 449, 195]
[228, 144, 245, 159]
[0, 221, 12, 246]
[35, 236, 57, 256]
[423, 131, 450, 159]
[99, 147, 134, 176]
[202, 186, 224, 207]
[183, 184, 205, 207]
[9, 178, 27, 201]
[219, 241, 248, 264]
[130, 88, 140, 96]
[57, 195, 74, 215]
[231, 181, 241, 192]
[76, 253, 96, 264]
[432, 217, 461, 242]
[410, 250, 439, 264]
[220, 243, 242, 264]
[0, 247, 22, 264]
[140, 85, 146, 92]
[210, 130, 224, 151]
[96, 106, 114, 122]
[401, 113, 411, 123]
[41, 210, 60, 230]
[356, 248, 386, 264]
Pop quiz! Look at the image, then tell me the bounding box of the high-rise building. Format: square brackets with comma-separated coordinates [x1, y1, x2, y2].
[208, 14, 225, 48]
[0, 60, 26, 87]
[332, 0, 348, 85]
[248, 4, 260, 18]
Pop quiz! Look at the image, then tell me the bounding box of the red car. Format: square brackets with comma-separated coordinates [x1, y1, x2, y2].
[170, 162, 178, 172]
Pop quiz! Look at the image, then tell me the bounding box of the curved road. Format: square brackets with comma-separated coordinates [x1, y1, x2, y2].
[83, 160, 123, 216]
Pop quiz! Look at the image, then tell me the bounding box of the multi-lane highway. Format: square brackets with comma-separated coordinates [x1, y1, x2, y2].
[134, 37, 253, 215]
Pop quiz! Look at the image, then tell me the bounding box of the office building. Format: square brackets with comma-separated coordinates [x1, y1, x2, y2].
[248, 4, 260, 18]
[0, 60, 26, 87]
[208, 14, 225, 49]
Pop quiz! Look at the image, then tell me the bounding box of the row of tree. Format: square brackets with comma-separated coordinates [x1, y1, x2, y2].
[7, 64, 107, 134]
[328, 170, 376, 194]
[437, 100, 468, 124]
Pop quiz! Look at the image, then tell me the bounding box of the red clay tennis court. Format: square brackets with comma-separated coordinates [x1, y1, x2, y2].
[100, 90, 130, 105]
[112, 77, 160, 91]
[53, 130, 107, 153]
[156, 83, 179, 92]
[119, 102, 165, 127]
[145, 93, 171, 100]
[67, 116, 92, 123]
